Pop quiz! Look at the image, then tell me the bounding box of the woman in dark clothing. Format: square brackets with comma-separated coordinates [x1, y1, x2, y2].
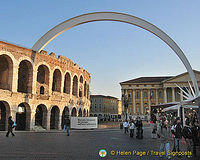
[136, 117, 143, 139]
[6, 116, 15, 137]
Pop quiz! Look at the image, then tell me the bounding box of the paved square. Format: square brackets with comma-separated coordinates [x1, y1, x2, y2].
[0, 127, 189, 160]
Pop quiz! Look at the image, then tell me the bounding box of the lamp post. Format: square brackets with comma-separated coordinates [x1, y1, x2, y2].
[122, 93, 130, 121]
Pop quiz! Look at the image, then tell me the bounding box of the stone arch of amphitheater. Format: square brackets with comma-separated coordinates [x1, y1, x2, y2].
[0, 41, 91, 131]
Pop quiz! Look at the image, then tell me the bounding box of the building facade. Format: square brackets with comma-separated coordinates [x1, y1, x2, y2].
[0, 41, 91, 131]
[90, 95, 121, 121]
[120, 71, 200, 116]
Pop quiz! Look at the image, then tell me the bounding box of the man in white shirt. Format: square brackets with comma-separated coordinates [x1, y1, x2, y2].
[123, 120, 129, 134]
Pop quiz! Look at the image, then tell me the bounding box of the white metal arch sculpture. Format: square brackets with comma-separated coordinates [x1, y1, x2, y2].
[32, 12, 199, 95]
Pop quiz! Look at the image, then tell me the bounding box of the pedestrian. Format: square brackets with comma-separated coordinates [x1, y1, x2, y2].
[157, 119, 171, 159]
[182, 120, 193, 158]
[123, 120, 129, 134]
[63, 116, 70, 136]
[136, 117, 143, 139]
[6, 116, 15, 137]
[129, 121, 135, 138]
[171, 117, 183, 152]
[152, 122, 157, 139]
[191, 121, 200, 158]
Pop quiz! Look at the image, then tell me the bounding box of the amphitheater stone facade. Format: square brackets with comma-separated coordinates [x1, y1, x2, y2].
[0, 41, 91, 131]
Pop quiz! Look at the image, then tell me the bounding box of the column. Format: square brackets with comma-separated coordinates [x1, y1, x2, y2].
[12, 64, 18, 92]
[132, 89, 136, 114]
[46, 111, 51, 131]
[32, 67, 37, 95]
[172, 87, 175, 102]
[148, 89, 151, 110]
[180, 90, 183, 101]
[140, 89, 143, 114]
[30, 110, 36, 131]
[164, 88, 167, 103]
[155, 89, 158, 105]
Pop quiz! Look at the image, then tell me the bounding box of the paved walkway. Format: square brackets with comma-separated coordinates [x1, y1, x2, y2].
[0, 127, 195, 160]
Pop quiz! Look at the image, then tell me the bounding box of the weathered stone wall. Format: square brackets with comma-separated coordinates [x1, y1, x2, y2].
[0, 41, 91, 131]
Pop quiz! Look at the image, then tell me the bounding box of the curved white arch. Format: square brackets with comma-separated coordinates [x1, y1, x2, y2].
[32, 12, 199, 95]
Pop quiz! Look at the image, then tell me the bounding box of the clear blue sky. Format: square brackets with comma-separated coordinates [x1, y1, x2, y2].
[1, 0, 200, 98]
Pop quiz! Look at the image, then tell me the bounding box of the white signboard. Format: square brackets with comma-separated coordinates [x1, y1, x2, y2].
[70, 117, 98, 129]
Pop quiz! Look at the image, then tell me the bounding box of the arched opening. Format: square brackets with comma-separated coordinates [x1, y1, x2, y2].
[63, 72, 71, 94]
[78, 108, 82, 117]
[35, 104, 47, 129]
[72, 75, 78, 97]
[0, 55, 13, 91]
[80, 76, 83, 83]
[83, 109, 86, 117]
[79, 87, 83, 98]
[17, 60, 33, 93]
[71, 107, 77, 117]
[0, 101, 10, 131]
[84, 82, 87, 97]
[37, 65, 49, 85]
[52, 69, 61, 92]
[61, 106, 69, 129]
[50, 106, 60, 130]
[90, 114, 93, 117]
[37, 65, 49, 95]
[16, 103, 31, 131]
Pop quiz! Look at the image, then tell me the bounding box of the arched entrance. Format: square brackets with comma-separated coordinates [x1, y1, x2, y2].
[0, 101, 10, 131]
[78, 108, 82, 117]
[16, 103, 31, 131]
[50, 106, 60, 129]
[37, 65, 50, 95]
[52, 69, 61, 92]
[32, 12, 199, 95]
[17, 60, 33, 93]
[0, 55, 13, 91]
[71, 107, 77, 117]
[61, 106, 69, 129]
[63, 72, 71, 94]
[72, 75, 78, 97]
[35, 104, 47, 128]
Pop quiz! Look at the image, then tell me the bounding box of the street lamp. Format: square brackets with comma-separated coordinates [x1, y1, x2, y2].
[122, 93, 130, 121]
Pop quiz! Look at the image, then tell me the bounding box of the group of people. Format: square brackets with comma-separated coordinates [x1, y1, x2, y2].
[123, 117, 143, 139]
[151, 113, 200, 158]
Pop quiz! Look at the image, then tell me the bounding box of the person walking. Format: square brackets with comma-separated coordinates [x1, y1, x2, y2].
[129, 121, 135, 138]
[123, 120, 129, 134]
[6, 116, 15, 137]
[65, 116, 70, 136]
[182, 120, 193, 158]
[171, 117, 183, 152]
[191, 121, 200, 158]
[136, 117, 143, 139]
[157, 119, 171, 159]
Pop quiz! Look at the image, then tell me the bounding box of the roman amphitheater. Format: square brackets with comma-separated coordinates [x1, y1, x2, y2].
[0, 41, 91, 131]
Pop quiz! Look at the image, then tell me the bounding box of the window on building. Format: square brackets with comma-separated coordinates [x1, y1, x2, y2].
[152, 84, 154, 87]
[144, 92, 147, 98]
[144, 84, 146, 87]
[136, 91, 139, 99]
[152, 91, 155, 99]
[159, 91, 162, 98]
[136, 85, 139, 87]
